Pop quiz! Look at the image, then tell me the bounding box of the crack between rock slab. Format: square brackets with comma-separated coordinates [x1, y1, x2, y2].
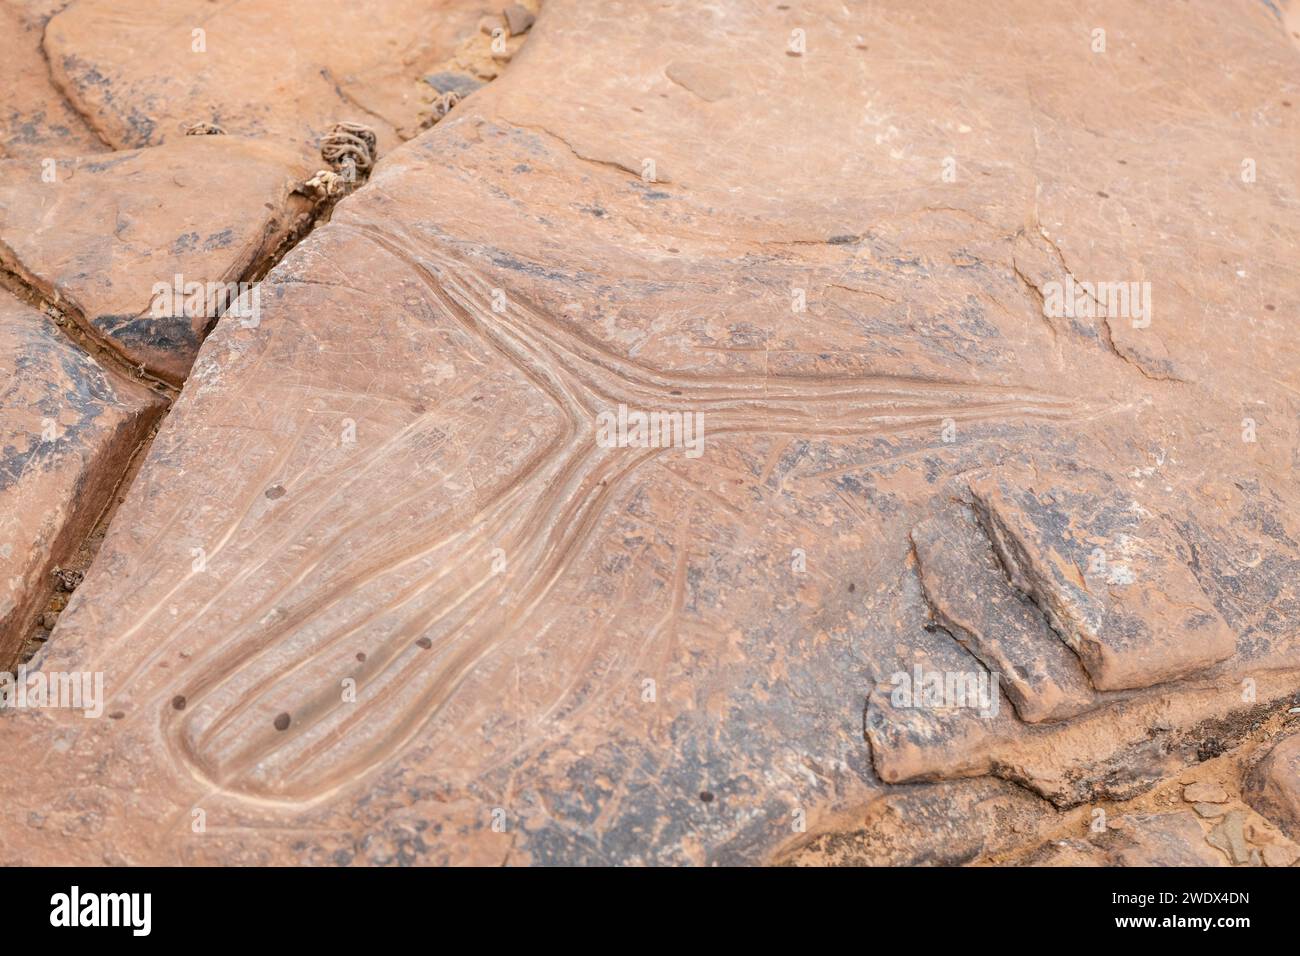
[985, 693, 1300, 867]
[238, 204, 322, 286]
[824, 281, 898, 305]
[0, 257, 177, 397]
[1011, 258, 1057, 343]
[12, 414, 164, 671]
[506, 118, 668, 183]
[37, 17, 116, 152]
[8, 186, 338, 665]
[1097, 313, 1187, 384]
[1028, 227, 1186, 385]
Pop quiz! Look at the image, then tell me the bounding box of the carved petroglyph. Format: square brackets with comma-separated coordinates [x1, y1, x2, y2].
[153, 224, 1093, 803]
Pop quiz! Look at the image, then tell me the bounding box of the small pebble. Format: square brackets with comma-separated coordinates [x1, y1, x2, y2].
[52, 568, 84, 592]
[1183, 781, 1228, 803]
[502, 4, 535, 36]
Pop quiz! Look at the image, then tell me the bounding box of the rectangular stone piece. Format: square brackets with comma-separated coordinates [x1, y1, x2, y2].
[968, 465, 1236, 691]
[864, 623, 1018, 786]
[912, 507, 1096, 723]
[0, 291, 164, 665]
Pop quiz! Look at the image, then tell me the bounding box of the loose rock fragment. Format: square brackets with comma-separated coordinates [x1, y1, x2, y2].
[502, 4, 536, 36]
[968, 465, 1236, 691]
[1183, 781, 1228, 804]
[911, 507, 1095, 723]
[1262, 844, 1298, 867]
[1206, 809, 1251, 865]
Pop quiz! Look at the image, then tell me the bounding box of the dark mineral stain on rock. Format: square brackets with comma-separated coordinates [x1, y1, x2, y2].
[425, 71, 485, 98]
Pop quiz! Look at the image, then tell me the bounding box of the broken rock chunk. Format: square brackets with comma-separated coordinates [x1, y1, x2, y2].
[968, 465, 1236, 691]
[1182, 781, 1228, 804]
[1107, 812, 1227, 867]
[1205, 808, 1251, 865]
[502, 4, 536, 37]
[864, 623, 1017, 784]
[43, 0, 489, 156]
[911, 507, 1096, 723]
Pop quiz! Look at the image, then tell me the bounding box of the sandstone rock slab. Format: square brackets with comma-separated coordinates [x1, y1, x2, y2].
[0, 1, 106, 160]
[969, 465, 1236, 691]
[0, 291, 164, 665]
[912, 506, 1095, 723]
[0, 136, 311, 382]
[0, 0, 1297, 866]
[43, 0, 496, 156]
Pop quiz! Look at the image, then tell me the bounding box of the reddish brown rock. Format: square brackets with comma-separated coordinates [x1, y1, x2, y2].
[502, 5, 535, 37]
[0, 0, 1297, 867]
[969, 465, 1236, 691]
[911, 507, 1095, 723]
[1183, 781, 1228, 804]
[0, 1, 106, 160]
[0, 136, 311, 383]
[1263, 843, 1298, 867]
[0, 291, 164, 665]
[43, 0, 493, 155]
[1245, 733, 1300, 841]
[1100, 812, 1227, 867]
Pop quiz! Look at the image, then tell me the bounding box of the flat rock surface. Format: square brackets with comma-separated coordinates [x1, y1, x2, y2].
[0, 0, 1298, 866]
[0, 290, 163, 665]
[44, 0, 498, 156]
[0, 136, 311, 382]
[0, 1, 107, 160]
